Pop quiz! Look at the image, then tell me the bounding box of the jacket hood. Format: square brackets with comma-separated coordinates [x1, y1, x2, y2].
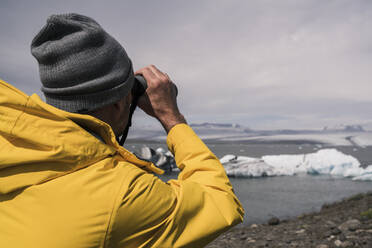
[0, 80, 162, 195]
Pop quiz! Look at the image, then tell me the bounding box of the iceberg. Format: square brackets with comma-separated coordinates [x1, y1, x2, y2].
[262, 154, 307, 176]
[220, 154, 259, 164]
[220, 155, 276, 177]
[138, 146, 176, 172]
[220, 149, 372, 181]
[303, 149, 361, 177]
[352, 165, 372, 181]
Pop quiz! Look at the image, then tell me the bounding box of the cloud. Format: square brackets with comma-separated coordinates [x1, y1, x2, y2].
[1, 0, 371, 129]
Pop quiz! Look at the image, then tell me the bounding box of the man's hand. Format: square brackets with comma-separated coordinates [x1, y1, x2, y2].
[135, 65, 186, 133]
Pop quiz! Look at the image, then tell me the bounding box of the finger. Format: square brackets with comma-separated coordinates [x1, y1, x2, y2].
[135, 66, 157, 82]
[164, 73, 172, 82]
[134, 67, 146, 75]
[163, 72, 176, 91]
[148, 65, 168, 79]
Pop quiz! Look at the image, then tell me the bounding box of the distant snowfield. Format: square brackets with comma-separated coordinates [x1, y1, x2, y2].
[218, 132, 372, 147]
[128, 126, 372, 147]
[350, 132, 372, 147]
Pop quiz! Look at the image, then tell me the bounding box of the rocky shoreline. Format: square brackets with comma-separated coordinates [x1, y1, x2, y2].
[207, 192, 372, 248]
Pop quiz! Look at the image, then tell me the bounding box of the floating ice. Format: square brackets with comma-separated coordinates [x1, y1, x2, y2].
[138, 146, 176, 172]
[156, 147, 166, 154]
[220, 155, 259, 164]
[303, 149, 360, 177]
[262, 154, 306, 176]
[352, 165, 372, 181]
[220, 155, 275, 177]
[220, 149, 372, 181]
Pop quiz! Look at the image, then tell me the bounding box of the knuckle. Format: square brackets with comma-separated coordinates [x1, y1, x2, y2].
[153, 78, 162, 86]
[160, 75, 168, 83]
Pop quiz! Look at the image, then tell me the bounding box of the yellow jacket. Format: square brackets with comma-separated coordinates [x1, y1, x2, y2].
[0, 80, 244, 248]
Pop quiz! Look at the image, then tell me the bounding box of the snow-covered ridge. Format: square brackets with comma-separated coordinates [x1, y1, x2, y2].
[190, 122, 244, 129]
[322, 124, 365, 132]
[220, 149, 372, 181]
[128, 123, 372, 146]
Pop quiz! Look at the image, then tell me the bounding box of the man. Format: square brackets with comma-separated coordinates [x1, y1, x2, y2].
[0, 13, 243, 248]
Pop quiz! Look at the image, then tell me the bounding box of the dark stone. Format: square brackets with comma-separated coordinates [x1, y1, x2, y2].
[341, 240, 354, 248]
[338, 219, 361, 232]
[339, 233, 346, 241]
[322, 231, 332, 239]
[268, 217, 280, 225]
[331, 228, 342, 235]
[326, 220, 337, 229]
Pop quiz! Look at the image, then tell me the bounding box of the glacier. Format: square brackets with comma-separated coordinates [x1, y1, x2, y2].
[220, 149, 372, 181]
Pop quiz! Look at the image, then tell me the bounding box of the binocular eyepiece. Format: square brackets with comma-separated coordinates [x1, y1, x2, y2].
[132, 75, 148, 98]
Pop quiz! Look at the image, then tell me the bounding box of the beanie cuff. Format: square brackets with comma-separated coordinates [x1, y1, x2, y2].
[44, 72, 134, 113]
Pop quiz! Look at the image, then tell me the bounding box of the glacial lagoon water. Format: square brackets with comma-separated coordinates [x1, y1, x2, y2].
[126, 142, 372, 225]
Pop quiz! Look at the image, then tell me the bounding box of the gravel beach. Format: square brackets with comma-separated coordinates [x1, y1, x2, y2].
[207, 192, 372, 248]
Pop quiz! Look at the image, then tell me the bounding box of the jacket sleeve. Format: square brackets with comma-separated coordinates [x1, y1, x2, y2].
[107, 124, 244, 248]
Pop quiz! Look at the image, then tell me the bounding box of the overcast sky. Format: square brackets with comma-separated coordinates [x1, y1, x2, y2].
[1, 0, 371, 130]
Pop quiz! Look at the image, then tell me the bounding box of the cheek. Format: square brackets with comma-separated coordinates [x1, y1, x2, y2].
[123, 102, 131, 123]
[126, 97, 132, 116]
[119, 95, 132, 127]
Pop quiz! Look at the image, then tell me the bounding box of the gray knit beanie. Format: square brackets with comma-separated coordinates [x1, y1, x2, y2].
[31, 13, 134, 113]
